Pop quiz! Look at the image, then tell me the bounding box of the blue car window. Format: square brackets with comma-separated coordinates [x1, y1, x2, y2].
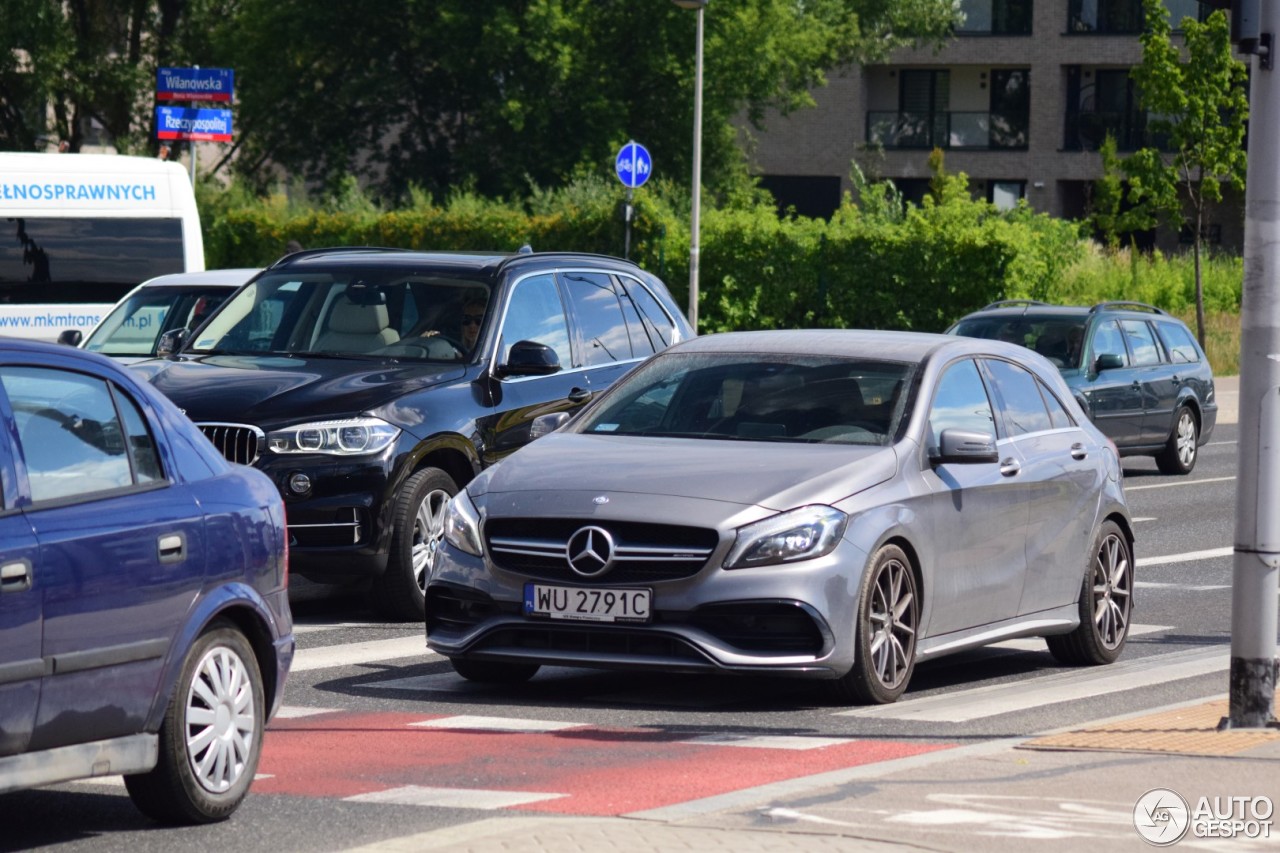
[1120, 319, 1162, 366]
[929, 359, 997, 444]
[983, 358, 1053, 436]
[113, 385, 164, 484]
[500, 273, 572, 368]
[1, 367, 133, 502]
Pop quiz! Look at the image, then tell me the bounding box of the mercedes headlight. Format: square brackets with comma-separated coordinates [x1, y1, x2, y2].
[267, 417, 400, 455]
[443, 489, 483, 557]
[724, 505, 848, 569]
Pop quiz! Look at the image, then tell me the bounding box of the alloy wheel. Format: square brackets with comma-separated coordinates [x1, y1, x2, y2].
[867, 557, 917, 689]
[411, 488, 452, 594]
[1091, 532, 1132, 650]
[1175, 410, 1197, 468]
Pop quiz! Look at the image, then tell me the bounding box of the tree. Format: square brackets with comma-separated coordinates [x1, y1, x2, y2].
[209, 1, 960, 202]
[1125, 0, 1248, 346]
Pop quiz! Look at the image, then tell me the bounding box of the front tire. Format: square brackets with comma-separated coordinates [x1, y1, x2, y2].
[830, 543, 919, 705]
[371, 467, 458, 621]
[1155, 405, 1198, 475]
[125, 623, 264, 824]
[1046, 520, 1133, 665]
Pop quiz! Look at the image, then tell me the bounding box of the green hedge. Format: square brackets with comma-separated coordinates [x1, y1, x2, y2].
[200, 173, 1242, 335]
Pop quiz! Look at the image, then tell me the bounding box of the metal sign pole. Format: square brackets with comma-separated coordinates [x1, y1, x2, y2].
[1228, 1, 1279, 729]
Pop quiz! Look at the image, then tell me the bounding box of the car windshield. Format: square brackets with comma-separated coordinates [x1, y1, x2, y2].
[186, 271, 492, 361]
[950, 314, 1087, 369]
[576, 352, 914, 445]
[84, 287, 233, 358]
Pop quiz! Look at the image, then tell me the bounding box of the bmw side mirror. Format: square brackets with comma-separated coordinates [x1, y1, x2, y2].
[156, 327, 190, 358]
[1094, 353, 1124, 373]
[497, 340, 561, 378]
[57, 329, 82, 347]
[530, 412, 571, 440]
[931, 428, 998, 465]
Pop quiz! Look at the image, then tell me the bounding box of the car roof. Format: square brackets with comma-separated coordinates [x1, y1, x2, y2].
[265, 247, 649, 278]
[956, 300, 1171, 322]
[136, 268, 261, 288]
[669, 328, 1015, 362]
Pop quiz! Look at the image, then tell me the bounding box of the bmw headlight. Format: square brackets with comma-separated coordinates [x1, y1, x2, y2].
[443, 489, 483, 557]
[724, 505, 848, 569]
[267, 417, 400, 455]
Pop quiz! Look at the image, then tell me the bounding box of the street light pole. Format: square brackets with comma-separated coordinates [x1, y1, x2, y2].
[673, 0, 707, 333]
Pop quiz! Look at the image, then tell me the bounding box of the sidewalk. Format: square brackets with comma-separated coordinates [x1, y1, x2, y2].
[354, 690, 1280, 852]
[1217, 374, 1239, 425]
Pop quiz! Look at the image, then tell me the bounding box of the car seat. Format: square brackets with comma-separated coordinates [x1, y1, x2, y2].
[314, 295, 400, 353]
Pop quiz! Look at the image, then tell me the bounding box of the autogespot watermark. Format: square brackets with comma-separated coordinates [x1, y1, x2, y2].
[1134, 788, 1274, 845]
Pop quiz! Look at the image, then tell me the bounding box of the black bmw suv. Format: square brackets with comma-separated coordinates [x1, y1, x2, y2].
[948, 300, 1217, 474]
[133, 247, 692, 619]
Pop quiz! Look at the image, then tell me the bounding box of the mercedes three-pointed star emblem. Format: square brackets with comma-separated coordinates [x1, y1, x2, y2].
[566, 526, 615, 577]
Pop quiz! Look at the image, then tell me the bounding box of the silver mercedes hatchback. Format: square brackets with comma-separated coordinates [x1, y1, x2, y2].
[426, 330, 1133, 704]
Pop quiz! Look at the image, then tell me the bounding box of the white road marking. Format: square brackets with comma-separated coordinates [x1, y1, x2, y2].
[1136, 546, 1233, 567]
[1207, 439, 1237, 445]
[1131, 517, 1157, 522]
[1126, 475, 1235, 491]
[836, 646, 1228, 722]
[292, 622, 394, 635]
[274, 705, 343, 718]
[344, 785, 564, 809]
[411, 715, 585, 733]
[680, 734, 854, 750]
[1135, 581, 1229, 591]
[291, 635, 435, 672]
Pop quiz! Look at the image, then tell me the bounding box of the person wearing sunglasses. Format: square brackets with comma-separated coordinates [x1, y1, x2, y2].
[416, 297, 487, 357]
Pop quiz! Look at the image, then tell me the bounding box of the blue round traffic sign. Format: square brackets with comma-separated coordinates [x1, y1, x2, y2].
[615, 141, 652, 189]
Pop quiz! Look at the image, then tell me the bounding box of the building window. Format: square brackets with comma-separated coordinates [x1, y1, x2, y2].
[1068, 0, 1143, 33]
[989, 181, 1027, 210]
[1063, 67, 1147, 151]
[990, 70, 1030, 149]
[867, 68, 1027, 151]
[956, 0, 1033, 35]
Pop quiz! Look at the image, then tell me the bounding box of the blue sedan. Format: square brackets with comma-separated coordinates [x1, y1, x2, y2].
[0, 338, 293, 823]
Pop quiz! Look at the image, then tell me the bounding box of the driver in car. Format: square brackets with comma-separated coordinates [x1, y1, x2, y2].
[417, 297, 486, 356]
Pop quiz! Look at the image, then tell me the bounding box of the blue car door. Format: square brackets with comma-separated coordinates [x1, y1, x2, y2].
[0, 420, 40, 758]
[1081, 318, 1144, 445]
[0, 365, 207, 752]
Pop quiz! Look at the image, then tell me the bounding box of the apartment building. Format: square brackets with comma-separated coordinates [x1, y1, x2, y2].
[747, 0, 1243, 250]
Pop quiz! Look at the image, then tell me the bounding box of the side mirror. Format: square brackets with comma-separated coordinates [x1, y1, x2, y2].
[57, 329, 82, 347]
[1094, 353, 1124, 373]
[530, 412, 571, 440]
[931, 428, 998, 465]
[497, 340, 561, 378]
[155, 328, 190, 358]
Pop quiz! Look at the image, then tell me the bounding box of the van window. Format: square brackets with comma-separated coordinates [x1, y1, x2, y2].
[0, 217, 185, 304]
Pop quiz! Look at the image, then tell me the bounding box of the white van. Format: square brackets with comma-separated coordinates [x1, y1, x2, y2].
[0, 153, 204, 341]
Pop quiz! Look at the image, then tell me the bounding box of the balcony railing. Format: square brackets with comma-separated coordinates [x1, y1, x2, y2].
[1063, 110, 1150, 151]
[867, 111, 1028, 150]
[955, 0, 1033, 35]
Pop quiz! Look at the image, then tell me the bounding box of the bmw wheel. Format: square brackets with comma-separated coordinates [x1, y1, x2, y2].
[1047, 520, 1133, 665]
[1155, 405, 1198, 475]
[125, 622, 264, 824]
[830, 543, 919, 705]
[372, 467, 458, 621]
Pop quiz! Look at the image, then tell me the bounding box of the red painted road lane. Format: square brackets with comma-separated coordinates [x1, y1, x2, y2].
[256, 712, 953, 815]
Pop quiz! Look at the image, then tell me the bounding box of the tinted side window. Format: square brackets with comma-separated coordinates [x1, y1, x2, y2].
[983, 359, 1053, 436]
[619, 277, 676, 353]
[1156, 321, 1201, 364]
[1039, 379, 1076, 429]
[1090, 319, 1129, 367]
[1119, 319, 1162, 366]
[2, 367, 133, 502]
[928, 359, 997, 444]
[114, 386, 164, 484]
[500, 273, 572, 367]
[560, 272, 632, 366]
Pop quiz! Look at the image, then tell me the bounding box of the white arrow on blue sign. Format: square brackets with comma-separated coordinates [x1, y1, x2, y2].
[615, 141, 653, 189]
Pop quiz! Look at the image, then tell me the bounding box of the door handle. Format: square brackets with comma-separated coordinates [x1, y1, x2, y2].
[999, 458, 1021, 477]
[568, 387, 592, 404]
[1071, 443, 1088, 460]
[158, 533, 186, 564]
[0, 559, 31, 593]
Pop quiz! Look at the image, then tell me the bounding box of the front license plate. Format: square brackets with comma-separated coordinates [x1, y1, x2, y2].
[523, 583, 652, 624]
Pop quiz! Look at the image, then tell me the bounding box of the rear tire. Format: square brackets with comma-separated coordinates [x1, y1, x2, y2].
[371, 467, 458, 621]
[1155, 405, 1198, 475]
[125, 623, 264, 824]
[450, 657, 540, 683]
[1046, 520, 1133, 665]
[829, 543, 919, 705]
